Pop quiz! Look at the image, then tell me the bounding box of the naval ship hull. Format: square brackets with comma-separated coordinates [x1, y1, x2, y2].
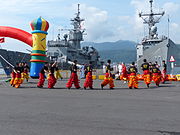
[47, 45, 102, 69]
[137, 39, 180, 74]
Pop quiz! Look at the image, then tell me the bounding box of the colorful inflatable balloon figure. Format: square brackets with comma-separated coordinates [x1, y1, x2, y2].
[30, 17, 49, 78]
[0, 17, 49, 78]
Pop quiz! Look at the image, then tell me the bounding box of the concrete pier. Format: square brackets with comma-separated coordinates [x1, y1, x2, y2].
[0, 79, 180, 135]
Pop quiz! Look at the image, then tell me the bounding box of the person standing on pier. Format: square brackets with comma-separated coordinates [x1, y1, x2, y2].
[161, 60, 167, 83]
[141, 59, 151, 88]
[66, 60, 80, 89]
[101, 60, 115, 89]
[155, 61, 160, 68]
[80, 64, 86, 79]
[128, 62, 138, 89]
[84, 61, 93, 89]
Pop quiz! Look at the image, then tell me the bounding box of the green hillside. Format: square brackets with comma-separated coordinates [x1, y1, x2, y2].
[82, 40, 137, 63]
[99, 50, 136, 63]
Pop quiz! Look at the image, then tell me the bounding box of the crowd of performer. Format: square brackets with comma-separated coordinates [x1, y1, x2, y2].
[10, 62, 30, 88]
[9, 59, 167, 89]
[122, 59, 167, 89]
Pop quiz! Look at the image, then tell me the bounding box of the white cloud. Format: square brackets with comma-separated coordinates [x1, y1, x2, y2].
[130, 0, 148, 33]
[0, 0, 67, 19]
[118, 16, 132, 24]
[131, 0, 148, 11]
[160, 2, 180, 43]
[0, 0, 57, 8]
[169, 22, 180, 43]
[163, 2, 180, 14]
[74, 4, 115, 42]
[78, 4, 135, 42]
[171, 23, 179, 29]
[119, 0, 148, 39]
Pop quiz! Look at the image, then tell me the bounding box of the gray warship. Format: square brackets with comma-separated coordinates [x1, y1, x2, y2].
[136, 0, 180, 74]
[0, 49, 31, 75]
[47, 4, 102, 69]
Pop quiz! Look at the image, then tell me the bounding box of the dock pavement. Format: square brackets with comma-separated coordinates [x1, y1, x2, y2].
[0, 78, 180, 135]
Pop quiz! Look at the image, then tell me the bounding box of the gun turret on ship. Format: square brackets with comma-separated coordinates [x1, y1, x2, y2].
[47, 4, 102, 69]
[136, 0, 180, 74]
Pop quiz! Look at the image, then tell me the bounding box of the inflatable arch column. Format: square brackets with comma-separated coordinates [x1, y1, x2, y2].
[30, 17, 49, 78]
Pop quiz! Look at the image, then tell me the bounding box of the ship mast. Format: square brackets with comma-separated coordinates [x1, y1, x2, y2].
[71, 4, 85, 31]
[69, 4, 85, 49]
[139, 0, 165, 39]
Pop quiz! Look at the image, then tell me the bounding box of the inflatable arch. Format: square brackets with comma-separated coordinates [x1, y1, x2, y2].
[0, 17, 49, 78]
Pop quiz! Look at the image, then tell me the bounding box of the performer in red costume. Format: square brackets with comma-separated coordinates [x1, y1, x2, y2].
[37, 62, 49, 88]
[66, 60, 80, 89]
[48, 62, 57, 89]
[84, 61, 93, 89]
[121, 63, 128, 81]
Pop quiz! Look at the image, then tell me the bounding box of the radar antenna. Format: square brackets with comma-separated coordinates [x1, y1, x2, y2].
[77, 4, 80, 18]
[139, 0, 165, 39]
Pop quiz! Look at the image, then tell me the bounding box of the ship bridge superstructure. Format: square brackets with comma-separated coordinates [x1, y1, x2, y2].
[136, 0, 180, 74]
[47, 4, 102, 69]
[137, 0, 166, 60]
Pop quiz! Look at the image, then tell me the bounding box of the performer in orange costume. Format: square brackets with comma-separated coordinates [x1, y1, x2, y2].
[84, 61, 93, 89]
[151, 64, 162, 87]
[128, 62, 138, 89]
[13, 63, 23, 88]
[66, 60, 80, 89]
[101, 60, 115, 89]
[10, 66, 17, 86]
[55, 65, 63, 80]
[161, 60, 167, 83]
[141, 59, 151, 88]
[22, 62, 30, 82]
[37, 62, 49, 88]
[48, 62, 57, 89]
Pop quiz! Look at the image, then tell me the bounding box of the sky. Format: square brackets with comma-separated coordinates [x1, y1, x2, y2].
[0, 0, 179, 52]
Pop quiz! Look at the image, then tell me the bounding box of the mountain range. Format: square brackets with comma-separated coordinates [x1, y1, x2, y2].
[82, 40, 180, 63]
[82, 40, 137, 63]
